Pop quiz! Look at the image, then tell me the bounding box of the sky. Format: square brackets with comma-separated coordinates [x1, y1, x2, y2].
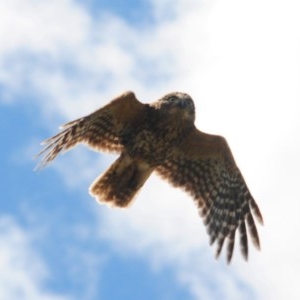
[1, 0, 300, 299]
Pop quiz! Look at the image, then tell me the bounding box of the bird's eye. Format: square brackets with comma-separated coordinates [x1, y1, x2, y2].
[168, 96, 177, 102]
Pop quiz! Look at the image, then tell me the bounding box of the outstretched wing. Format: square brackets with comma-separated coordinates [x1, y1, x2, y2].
[156, 129, 263, 263]
[36, 91, 146, 168]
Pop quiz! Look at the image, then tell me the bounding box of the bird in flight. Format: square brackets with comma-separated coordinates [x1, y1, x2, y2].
[36, 91, 263, 263]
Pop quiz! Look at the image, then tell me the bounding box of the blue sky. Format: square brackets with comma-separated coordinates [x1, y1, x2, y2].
[1, 0, 300, 299]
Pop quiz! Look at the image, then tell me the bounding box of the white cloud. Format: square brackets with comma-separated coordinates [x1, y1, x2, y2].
[0, 216, 69, 300]
[2, 0, 300, 299]
[0, 0, 89, 55]
[0, 214, 105, 300]
[150, 0, 206, 20]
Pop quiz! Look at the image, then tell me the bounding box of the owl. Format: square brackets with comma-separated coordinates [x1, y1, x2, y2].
[36, 91, 263, 263]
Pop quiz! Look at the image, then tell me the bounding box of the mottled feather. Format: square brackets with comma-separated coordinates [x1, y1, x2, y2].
[36, 91, 145, 168]
[156, 129, 263, 263]
[37, 91, 263, 263]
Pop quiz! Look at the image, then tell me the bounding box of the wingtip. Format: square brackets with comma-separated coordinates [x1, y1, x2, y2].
[250, 198, 264, 226]
[33, 149, 49, 171]
[241, 246, 249, 261]
[258, 215, 264, 226]
[226, 253, 233, 265]
[33, 164, 40, 172]
[252, 236, 261, 251]
[255, 210, 264, 226]
[33, 158, 49, 171]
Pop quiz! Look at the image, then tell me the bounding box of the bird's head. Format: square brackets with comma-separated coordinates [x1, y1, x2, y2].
[157, 92, 195, 123]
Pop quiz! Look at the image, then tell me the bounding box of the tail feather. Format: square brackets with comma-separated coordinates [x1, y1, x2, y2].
[90, 154, 153, 207]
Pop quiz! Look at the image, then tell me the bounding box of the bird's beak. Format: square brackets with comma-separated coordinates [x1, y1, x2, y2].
[178, 100, 187, 108]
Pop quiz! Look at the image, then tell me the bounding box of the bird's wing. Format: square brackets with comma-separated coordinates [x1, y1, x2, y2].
[156, 129, 263, 263]
[36, 91, 146, 168]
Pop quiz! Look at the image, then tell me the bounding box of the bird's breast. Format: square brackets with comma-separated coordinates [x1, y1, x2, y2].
[124, 120, 193, 166]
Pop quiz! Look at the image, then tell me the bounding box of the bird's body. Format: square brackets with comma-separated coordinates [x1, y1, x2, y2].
[37, 91, 263, 263]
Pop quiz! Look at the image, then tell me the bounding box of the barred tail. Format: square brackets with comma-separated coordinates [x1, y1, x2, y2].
[90, 153, 153, 207]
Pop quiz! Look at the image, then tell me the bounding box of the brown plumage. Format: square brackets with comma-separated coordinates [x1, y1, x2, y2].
[36, 91, 263, 263]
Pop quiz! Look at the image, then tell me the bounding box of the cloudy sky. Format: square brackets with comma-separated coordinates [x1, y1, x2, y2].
[1, 0, 300, 299]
